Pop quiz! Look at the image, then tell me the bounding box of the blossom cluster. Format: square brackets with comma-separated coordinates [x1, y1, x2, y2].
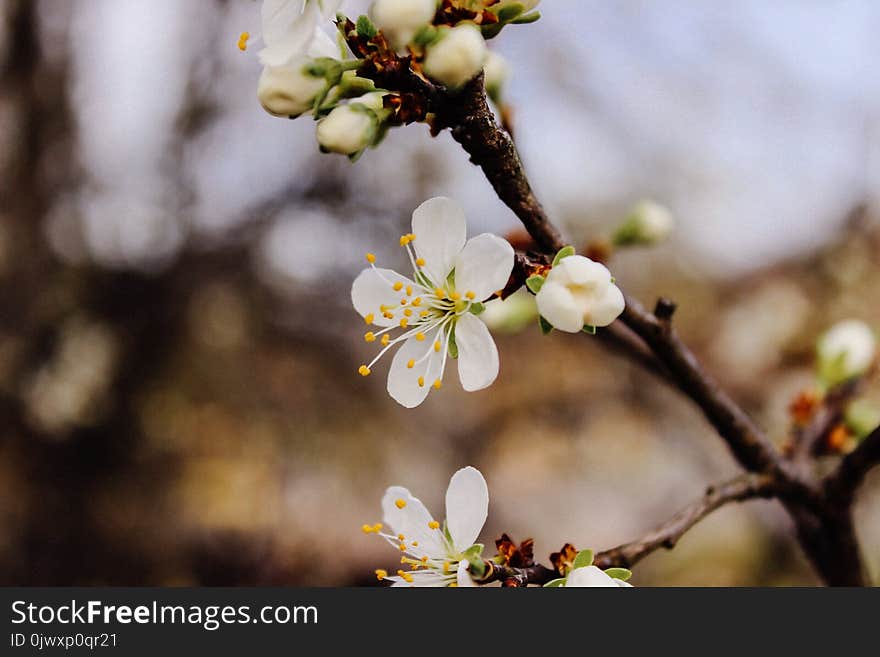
[242, 1, 540, 158]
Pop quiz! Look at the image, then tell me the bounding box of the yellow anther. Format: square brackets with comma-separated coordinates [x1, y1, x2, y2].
[400, 299, 407, 305]
[375, 569, 388, 581]
[466, 291, 476, 300]
[362, 524, 374, 534]
[393, 281, 404, 292]
[237, 31, 250, 51]
[416, 258, 426, 267]
[412, 541, 419, 547]
[380, 304, 390, 312]
[397, 569, 407, 577]
[407, 233, 416, 241]
[373, 523, 383, 532]
[381, 334, 391, 346]
[395, 498, 407, 509]
[406, 285, 413, 296]
[407, 359, 416, 369]
[403, 573, 414, 583]
[364, 332, 377, 343]
[420, 311, 430, 318]
[404, 309, 413, 317]
[443, 562, 450, 574]
[421, 556, 429, 563]
[433, 379, 442, 390]
[416, 332, 426, 342]
[364, 313, 375, 325]
[428, 521, 440, 530]
[450, 291, 462, 301]
[434, 341, 442, 353]
[384, 312, 394, 320]
[399, 235, 411, 246]
[418, 376, 425, 387]
[365, 253, 376, 264]
[400, 318, 409, 328]
[434, 288, 446, 299]
[448, 583, 458, 588]
[398, 543, 407, 551]
[358, 365, 371, 377]
[412, 297, 422, 307]
[398, 534, 406, 541]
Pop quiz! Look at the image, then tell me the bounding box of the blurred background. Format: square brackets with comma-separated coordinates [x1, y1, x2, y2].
[1, 0, 878, 586]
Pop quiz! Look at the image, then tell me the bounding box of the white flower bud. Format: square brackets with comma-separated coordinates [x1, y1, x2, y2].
[370, 0, 436, 50]
[535, 255, 625, 333]
[258, 63, 325, 118]
[316, 98, 380, 155]
[817, 319, 876, 387]
[614, 200, 675, 246]
[423, 24, 488, 89]
[483, 51, 510, 100]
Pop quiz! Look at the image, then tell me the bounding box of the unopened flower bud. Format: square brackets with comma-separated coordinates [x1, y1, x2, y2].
[316, 94, 387, 155]
[535, 255, 624, 333]
[816, 319, 876, 387]
[370, 0, 436, 50]
[423, 24, 488, 89]
[258, 63, 325, 118]
[614, 200, 675, 246]
[484, 51, 510, 102]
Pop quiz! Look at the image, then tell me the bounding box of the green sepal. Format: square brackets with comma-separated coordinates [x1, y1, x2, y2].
[496, 3, 525, 22]
[582, 325, 597, 335]
[447, 329, 459, 359]
[543, 578, 567, 588]
[539, 316, 553, 335]
[463, 544, 485, 576]
[469, 302, 486, 316]
[512, 11, 541, 24]
[413, 25, 441, 47]
[526, 274, 545, 294]
[603, 567, 632, 582]
[356, 14, 378, 39]
[572, 549, 594, 570]
[552, 245, 576, 266]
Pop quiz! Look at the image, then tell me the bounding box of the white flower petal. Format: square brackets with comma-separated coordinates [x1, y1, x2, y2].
[445, 466, 488, 553]
[387, 329, 445, 408]
[614, 579, 634, 587]
[260, 0, 320, 67]
[553, 256, 611, 291]
[351, 268, 417, 327]
[381, 485, 445, 558]
[307, 26, 339, 58]
[535, 281, 583, 333]
[454, 313, 499, 392]
[584, 283, 625, 328]
[411, 197, 467, 287]
[456, 560, 476, 587]
[387, 572, 450, 587]
[453, 233, 514, 301]
[565, 565, 619, 588]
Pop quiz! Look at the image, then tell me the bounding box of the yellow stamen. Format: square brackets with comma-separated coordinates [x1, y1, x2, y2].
[406, 285, 413, 296]
[381, 334, 391, 346]
[450, 292, 462, 301]
[434, 341, 441, 353]
[364, 332, 376, 343]
[416, 332, 426, 342]
[358, 365, 371, 377]
[365, 253, 376, 264]
[434, 288, 446, 299]
[400, 298, 407, 305]
[237, 31, 250, 51]
[373, 523, 383, 532]
[400, 318, 409, 328]
[393, 281, 403, 292]
[421, 556, 429, 563]
[364, 313, 375, 325]
[398, 543, 407, 551]
[383, 312, 394, 320]
[448, 583, 458, 588]
[416, 258, 426, 267]
[397, 534, 405, 541]
[420, 311, 430, 318]
[428, 521, 440, 530]
[407, 233, 416, 241]
[399, 235, 411, 246]
[418, 376, 425, 387]
[433, 379, 442, 390]
[361, 524, 374, 534]
[466, 291, 476, 300]
[443, 562, 450, 574]
[412, 297, 422, 307]
[403, 573, 414, 583]
[404, 309, 413, 317]
[412, 541, 419, 547]
[375, 569, 387, 581]
[407, 359, 416, 369]
[395, 499, 407, 509]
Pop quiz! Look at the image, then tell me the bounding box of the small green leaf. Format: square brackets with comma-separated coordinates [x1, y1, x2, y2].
[526, 274, 545, 294]
[511, 11, 541, 24]
[356, 15, 377, 39]
[572, 549, 594, 570]
[412, 25, 440, 47]
[603, 567, 632, 582]
[543, 578, 567, 588]
[582, 325, 597, 335]
[552, 245, 576, 266]
[539, 316, 553, 335]
[462, 544, 484, 561]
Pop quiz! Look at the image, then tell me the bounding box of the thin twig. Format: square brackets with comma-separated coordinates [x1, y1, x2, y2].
[824, 425, 880, 506]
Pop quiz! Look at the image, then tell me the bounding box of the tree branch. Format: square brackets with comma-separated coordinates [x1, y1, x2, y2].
[790, 378, 867, 465]
[824, 425, 880, 506]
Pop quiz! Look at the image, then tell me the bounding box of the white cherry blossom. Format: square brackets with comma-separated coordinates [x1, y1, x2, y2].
[352, 197, 514, 408]
[364, 466, 489, 587]
[535, 255, 625, 333]
[565, 565, 633, 588]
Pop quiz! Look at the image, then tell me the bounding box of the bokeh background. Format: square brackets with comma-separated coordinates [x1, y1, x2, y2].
[1, 0, 878, 586]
